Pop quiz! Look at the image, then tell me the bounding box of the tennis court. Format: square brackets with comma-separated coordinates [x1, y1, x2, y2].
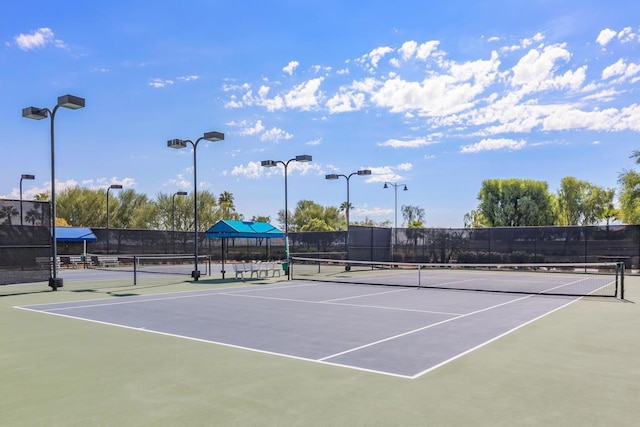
[16, 269, 617, 378]
[3, 264, 639, 426]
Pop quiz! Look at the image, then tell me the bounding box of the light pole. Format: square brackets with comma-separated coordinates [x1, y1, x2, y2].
[168, 131, 225, 280]
[261, 155, 312, 278]
[19, 174, 35, 226]
[22, 94, 85, 290]
[326, 169, 371, 266]
[172, 191, 188, 253]
[383, 182, 408, 262]
[106, 184, 123, 254]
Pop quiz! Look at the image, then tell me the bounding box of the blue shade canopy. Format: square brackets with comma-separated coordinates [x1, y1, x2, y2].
[54, 227, 98, 242]
[205, 220, 284, 239]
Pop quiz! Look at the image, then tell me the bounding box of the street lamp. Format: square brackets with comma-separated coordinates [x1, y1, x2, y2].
[19, 174, 35, 226]
[168, 131, 225, 280]
[261, 154, 312, 278]
[172, 191, 188, 253]
[383, 182, 408, 262]
[22, 94, 85, 290]
[326, 169, 371, 266]
[106, 184, 123, 254]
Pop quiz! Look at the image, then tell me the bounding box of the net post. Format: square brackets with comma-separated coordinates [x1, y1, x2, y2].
[620, 262, 625, 300]
[133, 255, 137, 286]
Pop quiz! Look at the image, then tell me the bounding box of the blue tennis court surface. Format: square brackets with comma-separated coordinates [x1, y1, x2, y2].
[18, 281, 583, 378]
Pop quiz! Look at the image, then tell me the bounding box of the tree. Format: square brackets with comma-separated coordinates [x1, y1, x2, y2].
[401, 205, 425, 227]
[112, 189, 155, 229]
[56, 187, 106, 226]
[555, 177, 614, 225]
[218, 191, 237, 220]
[0, 205, 19, 225]
[24, 207, 43, 226]
[477, 179, 554, 226]
[251, 215, 271, 223]
[286, 200, 342, 232]
[618, 169, 640, 224]
[617, 150, 640, 224]
[463, 210, 486, 228]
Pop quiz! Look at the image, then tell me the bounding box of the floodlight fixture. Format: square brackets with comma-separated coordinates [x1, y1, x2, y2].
[167, 139, 188, 149]
[260, 154, 314, 278]
[166, 130, 225, 280]
[22, 93, 85, 290]
[57, 94, 85, 110]
[22, 107, 48, 120]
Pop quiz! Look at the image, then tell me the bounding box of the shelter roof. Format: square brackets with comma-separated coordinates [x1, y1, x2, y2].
[55, 227, 98, 242]
[205, 220, 284, 239]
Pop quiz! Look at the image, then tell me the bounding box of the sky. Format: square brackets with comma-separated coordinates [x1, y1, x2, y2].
[2, 0, 640, 228]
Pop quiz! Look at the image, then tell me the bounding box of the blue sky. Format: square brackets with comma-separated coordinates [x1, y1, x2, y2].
[2, 1, 640, 227]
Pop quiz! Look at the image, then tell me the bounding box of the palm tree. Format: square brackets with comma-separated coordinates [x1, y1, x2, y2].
[24, 207, 43, 226]
[218, 191, 235, 219]
[0, 205, 19, 225]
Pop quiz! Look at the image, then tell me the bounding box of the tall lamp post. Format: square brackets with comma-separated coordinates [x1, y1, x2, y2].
[383, 182, 408, 262]
[19, 174, 35, 226]
[326, 169, 371, 267]
[22, 94, 85, 290]
[168, 131, 225, 280]
[106, 184, 123, 254]
[172, 191, 188, 253]
[261, 155, 312, 278]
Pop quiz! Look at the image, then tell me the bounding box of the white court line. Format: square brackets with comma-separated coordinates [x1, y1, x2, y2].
[14, 305, 415, 380]
[14, 277, 593, 379]
[222, 291, 463, 316]
[15, 282, 302, 311]
[408, 296, 581, 379]
[318, 293, 536, 362]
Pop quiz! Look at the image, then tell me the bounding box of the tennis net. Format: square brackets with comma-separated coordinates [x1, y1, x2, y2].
[289, 257, 624, 298]
[87, 254, 211, 280]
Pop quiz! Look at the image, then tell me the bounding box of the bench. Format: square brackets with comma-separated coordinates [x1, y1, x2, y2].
[233, 262, 282, 279]
[35, 256, 61, 269]
[260, 261, 282, 277]
[98, 256, 120, 267]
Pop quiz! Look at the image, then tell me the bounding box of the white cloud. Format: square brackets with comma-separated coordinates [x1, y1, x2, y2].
[283, 77, 324, 110]
[14, 28, 66, 51]
[149, 78, 174, 88]
[617, 26, 637, 43]
[377, 138, 437, 148]
[601, 58, 640, 83]
[231, 161, 264, 179]
[460, 138, 527, 153]
[602, 58, 627, 80]
[326, 90, 366, 113]
[260, 127, 293, 142]
[368, 46, 394, 67]
[177, 75, 199, 82]
[596, 28, 617, 47]
[510, 44, 580, 94]
[283, 61, 299, 76]
[238, 120, 266, 136]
